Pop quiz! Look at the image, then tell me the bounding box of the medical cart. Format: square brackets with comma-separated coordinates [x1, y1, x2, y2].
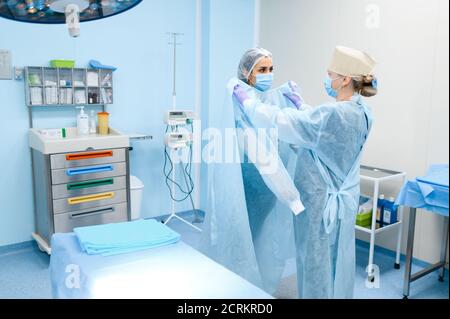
[24, 65, 132, 254]
[358, 165, 407, 280]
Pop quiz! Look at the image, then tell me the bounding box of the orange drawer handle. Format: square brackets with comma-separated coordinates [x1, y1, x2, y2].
[66, 151, 113, 161]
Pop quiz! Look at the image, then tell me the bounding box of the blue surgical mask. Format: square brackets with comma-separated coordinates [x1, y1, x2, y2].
[254, 73, 274, 92]
[324, 76, 342, 98]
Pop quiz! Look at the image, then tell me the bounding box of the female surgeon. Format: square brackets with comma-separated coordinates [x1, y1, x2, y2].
[200, 48, 305, 294]
[233, 46, 378, 299]
[236, 48, 304, 241]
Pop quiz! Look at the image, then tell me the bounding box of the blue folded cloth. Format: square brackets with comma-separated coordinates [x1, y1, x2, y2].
[89, 59, 117, 71]
[396, 164, 449, 217]
[74, 219, 181, 256]
[417, 164, 449, 188]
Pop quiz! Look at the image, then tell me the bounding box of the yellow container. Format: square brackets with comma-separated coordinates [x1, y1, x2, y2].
[98, 112, 110, 135]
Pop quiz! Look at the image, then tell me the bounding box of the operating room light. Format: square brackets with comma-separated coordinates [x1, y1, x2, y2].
[0, 0, 142, 37]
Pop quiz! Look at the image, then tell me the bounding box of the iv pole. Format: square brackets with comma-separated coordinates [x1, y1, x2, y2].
[164, 32, 202, 232]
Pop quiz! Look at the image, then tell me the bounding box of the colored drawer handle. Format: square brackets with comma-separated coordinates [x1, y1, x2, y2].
[68, 192, 115, 205]
[70, 207, 115, 219]
[67, 179, 114, 190]
[66, 165, 113, 176]
[66, 151, 114, 161]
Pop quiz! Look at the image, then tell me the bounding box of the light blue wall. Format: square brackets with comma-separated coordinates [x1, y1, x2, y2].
[0, 0, 197, 246]
[0, 0, 256, 247]
[200, 0, 256, 210]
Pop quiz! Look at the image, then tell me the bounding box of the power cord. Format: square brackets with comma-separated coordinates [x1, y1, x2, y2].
[163, 124, 195, 202]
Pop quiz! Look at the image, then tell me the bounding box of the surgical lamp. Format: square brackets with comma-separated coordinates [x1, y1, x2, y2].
[0, 0, 143, 37]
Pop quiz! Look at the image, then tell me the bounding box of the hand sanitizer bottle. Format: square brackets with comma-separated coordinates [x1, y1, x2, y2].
[76, 106, 89, 136]
[89, 110, 97, 134]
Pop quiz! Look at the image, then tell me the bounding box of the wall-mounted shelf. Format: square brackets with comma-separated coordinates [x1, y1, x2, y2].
[25, 66, 114, 107]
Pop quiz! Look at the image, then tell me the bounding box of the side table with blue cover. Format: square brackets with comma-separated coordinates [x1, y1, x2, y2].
[396, 164, 449, 299]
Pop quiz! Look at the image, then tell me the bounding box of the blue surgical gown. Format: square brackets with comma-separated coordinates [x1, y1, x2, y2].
[200, 78, 303, 294]
[243, 94, 373, 298]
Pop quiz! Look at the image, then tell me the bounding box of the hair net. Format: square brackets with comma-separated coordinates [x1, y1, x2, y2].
[238, 48, 273, 82]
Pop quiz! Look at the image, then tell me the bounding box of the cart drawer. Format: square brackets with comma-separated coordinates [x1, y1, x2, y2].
[53, 189, 127, 214]
[50, 149, 126, 169]
[51, 162, 127, 185]
[53, 202, 128, 233]
[52, 176, 127, 200]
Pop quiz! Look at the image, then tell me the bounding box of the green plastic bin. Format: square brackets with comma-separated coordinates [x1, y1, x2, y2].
[50, 60, 75, 68]
[356, 210, 373, 227]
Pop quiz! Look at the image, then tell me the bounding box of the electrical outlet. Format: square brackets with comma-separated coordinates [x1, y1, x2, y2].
[14, 67, 24, 80]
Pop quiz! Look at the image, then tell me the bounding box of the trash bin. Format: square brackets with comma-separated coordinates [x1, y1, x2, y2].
[130, 175, 144, 220]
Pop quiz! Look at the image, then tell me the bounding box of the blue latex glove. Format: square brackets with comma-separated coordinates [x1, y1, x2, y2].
[233, 84, 250, 106]
[283, 81, 304, 109]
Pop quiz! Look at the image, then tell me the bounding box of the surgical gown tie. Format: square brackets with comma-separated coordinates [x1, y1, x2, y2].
[315, 153, 363, 235]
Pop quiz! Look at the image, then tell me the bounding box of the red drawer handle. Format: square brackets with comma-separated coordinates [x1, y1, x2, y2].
[66, 151, 113, 161]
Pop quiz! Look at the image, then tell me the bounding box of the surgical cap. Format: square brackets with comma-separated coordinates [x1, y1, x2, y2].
[328, 46, 377, 77]
[238, 48, 273, 82]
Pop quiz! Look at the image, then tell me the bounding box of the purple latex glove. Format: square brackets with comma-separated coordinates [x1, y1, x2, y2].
[283, 81, 304, 109]
[233, 84, 250, 106]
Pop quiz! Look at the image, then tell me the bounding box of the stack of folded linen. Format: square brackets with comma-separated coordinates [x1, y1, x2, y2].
[396, 164, 448, 216]
[74, 219, 181, 256]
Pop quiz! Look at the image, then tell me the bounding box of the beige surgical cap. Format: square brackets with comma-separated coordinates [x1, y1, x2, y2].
[328, 46, 377, 77]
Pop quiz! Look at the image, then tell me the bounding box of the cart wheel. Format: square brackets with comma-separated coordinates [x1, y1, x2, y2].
[394, 263, 400, 270]
[368, 276, 375, 283]
[403, 296, 408, 300]
[438, 276, 444, 282]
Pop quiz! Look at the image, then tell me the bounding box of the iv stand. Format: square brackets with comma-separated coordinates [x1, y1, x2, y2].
[164, 32, 202, 232]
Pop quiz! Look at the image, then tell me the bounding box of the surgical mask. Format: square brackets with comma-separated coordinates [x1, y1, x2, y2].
[254, 73, 274, 92]
[324, 76, 343, 98]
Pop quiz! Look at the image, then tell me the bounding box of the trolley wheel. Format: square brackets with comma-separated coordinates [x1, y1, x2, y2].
[438, 276, 444, 282]
[368, 276, 375, 283]
[403, 296, 408, 300]
[394, 263, 400, 270]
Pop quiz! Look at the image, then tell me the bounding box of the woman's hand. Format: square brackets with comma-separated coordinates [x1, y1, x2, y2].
[233, 84, 250, 106]
[283, 81, 304, 109]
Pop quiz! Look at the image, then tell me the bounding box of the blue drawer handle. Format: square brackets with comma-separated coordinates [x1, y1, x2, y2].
[66, 165, 113, 176]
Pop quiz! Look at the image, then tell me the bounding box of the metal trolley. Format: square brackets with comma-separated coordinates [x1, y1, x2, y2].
[358, 165, 407, 280]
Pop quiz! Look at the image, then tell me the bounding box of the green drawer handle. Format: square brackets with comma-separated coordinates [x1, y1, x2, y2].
[67, 178, 114, 190]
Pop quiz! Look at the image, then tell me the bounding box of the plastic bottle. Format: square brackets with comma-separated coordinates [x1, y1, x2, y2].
[89, 110, 97, 134]
[376, 194, 385, 228]
[76, 106, 89, 136]
[383, 197, 398, 226]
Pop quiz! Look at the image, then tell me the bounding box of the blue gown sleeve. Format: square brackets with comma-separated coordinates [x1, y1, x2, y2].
[243, 99, 328, 150]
